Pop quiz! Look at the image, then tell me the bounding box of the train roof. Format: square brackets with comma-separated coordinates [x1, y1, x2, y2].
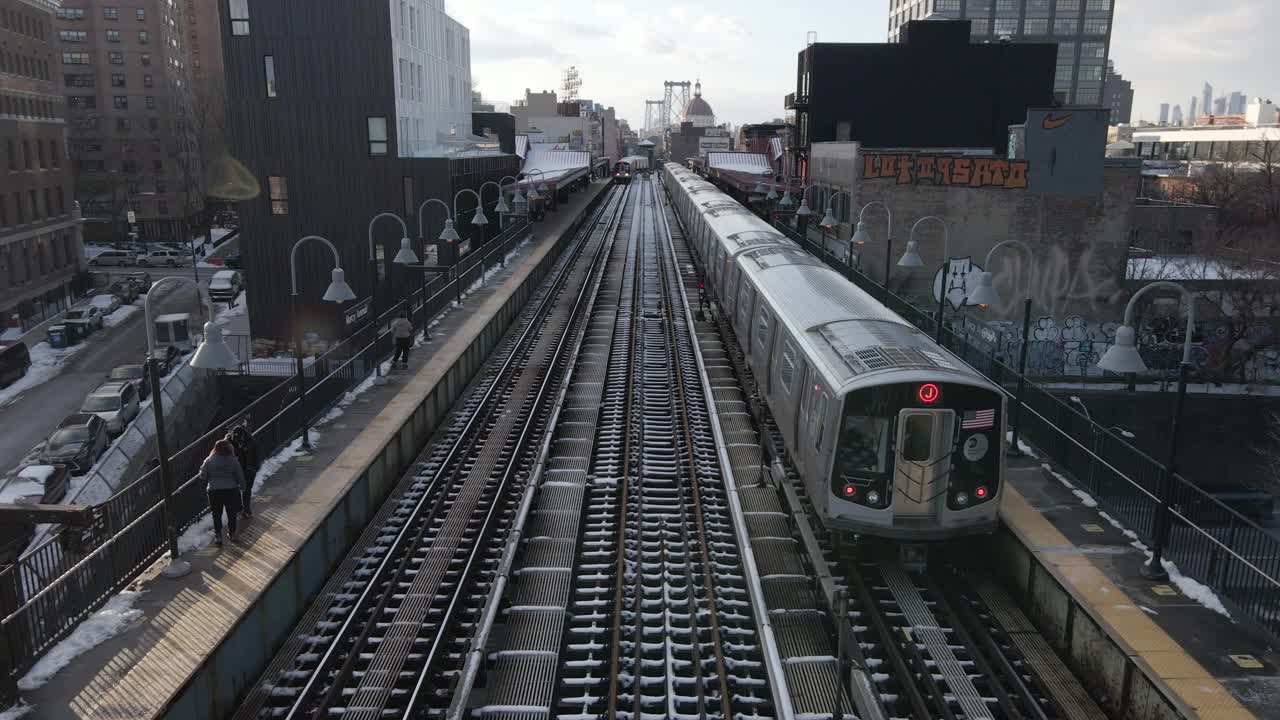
[663, 162, 996, 393]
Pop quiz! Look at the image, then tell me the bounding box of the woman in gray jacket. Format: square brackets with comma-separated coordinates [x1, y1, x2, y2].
[201, 439, 245, 547]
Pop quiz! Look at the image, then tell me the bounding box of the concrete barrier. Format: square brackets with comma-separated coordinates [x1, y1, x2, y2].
[158, 187, 608, 720]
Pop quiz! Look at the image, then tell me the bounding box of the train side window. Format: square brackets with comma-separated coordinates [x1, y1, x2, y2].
[756, 308, 771, 350]
[780, 339, 798, 394]
[737, 282, 753, 340]
[814, 391, 829, 450]
[726, 263, 739, 314]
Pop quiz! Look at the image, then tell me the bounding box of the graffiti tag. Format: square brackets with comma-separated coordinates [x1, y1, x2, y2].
[862, 152, 1030, 189]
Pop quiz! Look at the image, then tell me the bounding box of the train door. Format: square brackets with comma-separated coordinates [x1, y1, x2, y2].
[892, 409, 956, 518]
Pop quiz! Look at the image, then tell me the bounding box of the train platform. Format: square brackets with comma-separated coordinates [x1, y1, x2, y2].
[1000, 454, 1277, 720]
[16, 180, 612, 720]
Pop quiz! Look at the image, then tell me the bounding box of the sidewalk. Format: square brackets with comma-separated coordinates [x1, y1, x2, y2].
[15, 180, 610, 720]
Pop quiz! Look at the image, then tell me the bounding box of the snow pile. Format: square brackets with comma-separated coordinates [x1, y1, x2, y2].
[16, 590, 144, 691]
[1004, 431, 1038, 458]
[102, 304, 140, 329]
[1094, 510, 1233, 618]
[0, 341, 88, 408]
[0, 702, 33, 720]
[1041, 463, 1098, 508]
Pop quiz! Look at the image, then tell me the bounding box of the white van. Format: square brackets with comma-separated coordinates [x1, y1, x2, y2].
[208, 270, 244, 303]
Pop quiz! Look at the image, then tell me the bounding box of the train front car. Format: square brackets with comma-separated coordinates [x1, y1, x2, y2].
[826, 369, 1006, 542]
[613, 161, 632, 184]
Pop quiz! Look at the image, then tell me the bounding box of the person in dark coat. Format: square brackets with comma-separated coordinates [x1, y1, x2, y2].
[228, 425, 260, 518]
[201, 439, 244, 547]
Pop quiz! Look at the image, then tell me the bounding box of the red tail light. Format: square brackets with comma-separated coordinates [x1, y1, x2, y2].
[843, 485, 856, 497]
[975, 486, 989, 499]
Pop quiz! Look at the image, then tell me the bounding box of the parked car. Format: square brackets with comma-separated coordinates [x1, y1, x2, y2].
[107, 364, 151, 400]
[63, 305, 105, 333]
[136, 249, 186, 267]
[127, 271, 153, 293]
[157, 242, 196, 256]
[208, 270, 244, 303]
[89, 293, 122, 315]
[87, 250, 136, 267]
[107, 281, 138, 303]
[80, 381, 140, 435]
[41, 414, 110, 474]
[0, 342, 31, 389]
[223, 251, 243, 269]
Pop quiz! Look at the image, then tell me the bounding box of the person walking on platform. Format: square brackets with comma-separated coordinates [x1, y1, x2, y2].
[228, 425, 260, 519]
[201, 439, 245, 547]
[391, 309, 414, 367]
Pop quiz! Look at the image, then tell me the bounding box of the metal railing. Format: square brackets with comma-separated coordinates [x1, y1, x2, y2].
[773, 219, 1280, 640]
[0, 218, 532, 692]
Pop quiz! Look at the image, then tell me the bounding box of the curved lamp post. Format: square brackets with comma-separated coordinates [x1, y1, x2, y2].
[289, 235, 357, 451]
[367, 212, 418, 380]
[417, 197, 456, 325]
[777, 178, 796, 209]
[851, 200, 894, 298]
[794, 184, 820, 218]
[1096, 280, 1195, 581]
[144, 276, 238, 578]
[898, 216, 951, 343]
[967, 239, 1037, 456]
[523, 168, 548, 203]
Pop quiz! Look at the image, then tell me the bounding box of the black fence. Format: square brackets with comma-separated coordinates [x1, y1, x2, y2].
[773, 220, 1280, 640]
[0, 218, 533, 692]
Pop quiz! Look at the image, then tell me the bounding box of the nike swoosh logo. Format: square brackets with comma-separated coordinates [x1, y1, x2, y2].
[1042, 113, 1072, 130]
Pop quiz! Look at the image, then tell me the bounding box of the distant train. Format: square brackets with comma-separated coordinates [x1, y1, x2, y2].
[612, 161, 634, 185]
[662, 162, 1006, 541]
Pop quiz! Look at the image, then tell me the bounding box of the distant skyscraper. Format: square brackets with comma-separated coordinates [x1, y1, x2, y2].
[1213, 96, 1228, 116]
[1171, 104, 1183, 126]
[1228, 91, 1247, 114]
[886, 0, 1116, 105]
[1103, 61, 1133, 123]
[1189, 96, 1199, 124]
[1158, 103, 1170, 125]
[1202, 82, 1213, 121]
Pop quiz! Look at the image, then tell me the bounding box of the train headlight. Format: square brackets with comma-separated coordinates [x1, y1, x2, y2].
[866, 490, 881, 507]
[955, 491, 970, 507]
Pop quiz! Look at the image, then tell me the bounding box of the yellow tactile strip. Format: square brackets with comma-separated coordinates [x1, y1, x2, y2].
[1001, 485, 1256, 720]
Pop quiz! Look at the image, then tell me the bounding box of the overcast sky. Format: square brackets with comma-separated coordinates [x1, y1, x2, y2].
[450, 0, 1277, 128]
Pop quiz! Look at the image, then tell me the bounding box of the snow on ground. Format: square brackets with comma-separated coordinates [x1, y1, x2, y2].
[1041, 462, 1099, 508]
[0, 702, 33, 720]
[0, 341, 88, 409]
[102, 304, 139, 329]
[16, 590, 143, 692]
[1094, 511, 1233, 618]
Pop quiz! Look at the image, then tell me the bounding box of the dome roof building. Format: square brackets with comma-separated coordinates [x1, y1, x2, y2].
[684, 79, 715, 128]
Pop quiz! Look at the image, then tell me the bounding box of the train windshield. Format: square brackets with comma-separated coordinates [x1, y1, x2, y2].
[835, 414, 891, 478]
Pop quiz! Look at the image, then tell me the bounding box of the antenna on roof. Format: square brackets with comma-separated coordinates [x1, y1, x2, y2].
[806, 31, 817, 46]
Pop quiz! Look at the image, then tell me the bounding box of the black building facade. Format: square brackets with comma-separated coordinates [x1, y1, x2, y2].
[787, 18, 1055, 180]
[472, 112, 516, 155]
[218, 0, 517, 343]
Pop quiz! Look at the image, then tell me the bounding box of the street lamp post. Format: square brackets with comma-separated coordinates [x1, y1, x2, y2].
[416, 197, 457, 329]
[896, 216, 951, 344]
[819, 190, 853, 265]
[851, 201, 894, 300]
[484, 179, 514, 231]
[367, 213, 418, 381]
[288, 235, 357, 451]
[144, 276, 238, 578]
[1095, 280, 1196, 581]
[966, 239, 1038, 456]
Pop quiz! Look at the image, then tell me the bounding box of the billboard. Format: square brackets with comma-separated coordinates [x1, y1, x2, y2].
[1023, 108, 1110, 196]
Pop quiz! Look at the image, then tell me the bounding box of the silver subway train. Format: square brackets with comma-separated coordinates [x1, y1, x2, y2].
[662, 163, 1006, 541]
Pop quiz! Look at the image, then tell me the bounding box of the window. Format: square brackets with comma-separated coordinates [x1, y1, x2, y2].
[1056, 0, 1081, 11]
[1082, 18, 1108, 34]
[229, 0, 249, 35]
[994, 18, 1017, 35]
[36, 141, 44, 168]
[116, 117, 131, 131]
[111, 72, 126, 87]
[13, 192, 22, 223]
[1057, 41, 1076, 62]
[155, 180, 166, 193]
[902, 414, 935, 462]
[367, 116, 388, 155]
[143, 74, 153, 88]
[1026, 0, 1051, 14]
[69, 95, 96, 109]
[1078, 64, 1103, 81]
[780, 339, 798, 394]
[1080, 41, 1105, 60]
[157, 200, 168, 215]
[1023, 18, 1049, 33]
[268, 176, 288, 214]
[1055, 66, 1074, 84]
[1085, 0, 1110, 10]
[5, 140, 13, 170]
[137, 30, 149, 43]
[756, 308, 771, 350]
[135, 8, 145, 21]
[995, 0, 1018, 14]
[50, 140, 59, 168]
[140, 53, 151, 66]
[42, 188, 51, 218]
[60, 30, 87, 42]
[145, 96, 155, 109]
[65, 73, 95, 87]
[57, 8, 85, 19]
[147, 117, 158, 131]
[1054, 17, 1078, 34]
[264, 55, 276, 97]
[1075, 88, 1100, 103]
[20, 141, 29, 169]
[113, 95, 128, 109]
[106, 30, 120, 42]
[812, 391, 829, 450]
[109, 51, 124, 64]
[103, 7, 118, 20]
[152, 158, 162, 172]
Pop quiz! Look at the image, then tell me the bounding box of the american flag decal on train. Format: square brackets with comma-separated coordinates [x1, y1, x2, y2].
[961, 409, 996, 429]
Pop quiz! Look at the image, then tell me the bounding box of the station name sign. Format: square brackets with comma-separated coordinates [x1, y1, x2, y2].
[862, 152, 1029, 190]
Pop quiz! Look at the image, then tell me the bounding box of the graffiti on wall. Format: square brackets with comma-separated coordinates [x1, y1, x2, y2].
[978, 245, 1126, 320]
[960, 314, 1280, 382]
[862, 152, 1030, 189]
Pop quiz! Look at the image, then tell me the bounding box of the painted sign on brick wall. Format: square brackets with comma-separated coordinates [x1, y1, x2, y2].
[861, 152, 1030, 189]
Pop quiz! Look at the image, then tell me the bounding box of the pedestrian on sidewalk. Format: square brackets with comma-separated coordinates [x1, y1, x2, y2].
[200, 439, 244, 547]
[228, 425, 260, 519]
[391, 309, 413, 367]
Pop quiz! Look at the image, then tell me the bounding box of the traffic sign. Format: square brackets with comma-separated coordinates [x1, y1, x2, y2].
[127, 210, 136, 224]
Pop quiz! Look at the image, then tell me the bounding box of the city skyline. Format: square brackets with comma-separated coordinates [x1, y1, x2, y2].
[453, 0, 1277, 127]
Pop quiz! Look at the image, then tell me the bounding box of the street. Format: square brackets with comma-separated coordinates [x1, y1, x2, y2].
[0, 281, 215, 476]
